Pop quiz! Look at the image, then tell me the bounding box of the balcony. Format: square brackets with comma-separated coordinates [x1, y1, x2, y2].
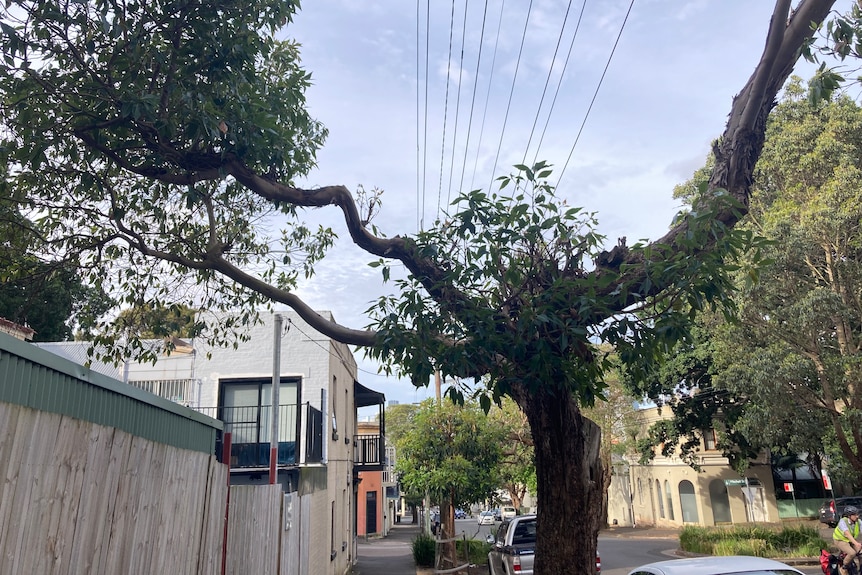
[354, 433, 385, 471]
[194, 402, 323, 469]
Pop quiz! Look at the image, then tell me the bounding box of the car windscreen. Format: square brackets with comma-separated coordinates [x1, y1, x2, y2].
[511, 520, 536, 545]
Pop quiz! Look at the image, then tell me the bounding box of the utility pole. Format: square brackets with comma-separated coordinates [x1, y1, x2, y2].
[270, 314, 283, 485]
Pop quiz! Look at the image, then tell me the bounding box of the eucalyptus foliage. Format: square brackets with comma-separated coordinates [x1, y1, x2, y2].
[0, 0, 329, 361]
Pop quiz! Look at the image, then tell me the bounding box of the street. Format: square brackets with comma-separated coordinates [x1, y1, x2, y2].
[451, 518, 825, 575]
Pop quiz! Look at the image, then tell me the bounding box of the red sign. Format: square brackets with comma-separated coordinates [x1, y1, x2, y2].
[784, 482, 793, 493]
[822, 470, 833, 491]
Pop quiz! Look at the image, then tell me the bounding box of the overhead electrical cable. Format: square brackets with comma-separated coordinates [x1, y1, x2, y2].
[457, 0, 489, 198]
[487, 0, 534, 194]
[556, 0, 635, 188]
[445, 0, 469, 210]
[436, 0, 457, 217]
[531, 0, 588, 167]
[416, 0, 422, 232]
[421, 0, 431, 231]
[468, 0, 505, 191]
[520, 0, 575, 166]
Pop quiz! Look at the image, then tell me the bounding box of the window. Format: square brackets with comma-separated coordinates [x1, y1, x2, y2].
[637, 478, 643, 505]
[219, 376, 300, 467]
[331, 382, 339, 441]
[664, 480, 675, 521]
[330, 501, 336, 560]
[656, 479, 665, 518]
[703, 428, 718, 451]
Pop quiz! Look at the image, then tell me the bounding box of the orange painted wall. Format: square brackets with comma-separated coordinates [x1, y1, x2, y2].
[357, 470, 383, 536]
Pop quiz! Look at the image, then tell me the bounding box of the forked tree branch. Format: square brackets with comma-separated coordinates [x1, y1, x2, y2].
[72, 0, 837, 349]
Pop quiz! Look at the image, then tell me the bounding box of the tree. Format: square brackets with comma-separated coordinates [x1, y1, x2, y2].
[0, 196, 112, 341]
[114, 303, 200, 339]
[0, 2, 838, 572]
[488, 398, 536, 512]
[396, 400, 502, 568]
[629, 79, 862, 487]
[581, 357, 641, 528]
[625, 312, 767, 473]
[382, 403, 423, 523]
[717, 80, 862, 484]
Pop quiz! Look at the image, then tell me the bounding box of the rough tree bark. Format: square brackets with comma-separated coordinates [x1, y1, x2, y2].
[513, 383, 603, 575]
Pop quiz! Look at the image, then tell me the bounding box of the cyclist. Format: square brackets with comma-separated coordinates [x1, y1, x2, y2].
[834, 505, 862, 575]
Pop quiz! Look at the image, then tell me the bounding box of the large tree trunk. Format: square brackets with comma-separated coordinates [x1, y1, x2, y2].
[513, 383, 603, 575]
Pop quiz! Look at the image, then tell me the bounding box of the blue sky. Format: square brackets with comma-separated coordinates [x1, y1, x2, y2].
[275, 1, 844, 407]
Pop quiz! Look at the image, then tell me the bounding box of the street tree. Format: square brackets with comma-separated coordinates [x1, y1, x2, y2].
[0, 1, 838, 571]
[717, 81, 862, 483]
[488, 398, 536, 512]
[382, 403, 422, 523]
[630, 79, 862, 486]
[396, 399, 502, 567]
[0, 197, 112, 340]
[114, 303, 200, 340]
[581, 358, 641, 527]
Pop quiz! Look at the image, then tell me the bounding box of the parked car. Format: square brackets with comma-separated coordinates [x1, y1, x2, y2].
[500, 506, 517, 520]
[487, 514, 600, 575]
[627, 555, 804, 575]
[455, 508, 467, 519]
[819, 496, 862, 527]
[478, 510, 496, 525]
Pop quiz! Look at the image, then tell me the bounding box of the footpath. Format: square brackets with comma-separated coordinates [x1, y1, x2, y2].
[352, 520, 828, 575]
[352, 522, 422, 575]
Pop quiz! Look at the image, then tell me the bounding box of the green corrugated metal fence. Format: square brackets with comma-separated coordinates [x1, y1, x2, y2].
[0, 331, 220, 453]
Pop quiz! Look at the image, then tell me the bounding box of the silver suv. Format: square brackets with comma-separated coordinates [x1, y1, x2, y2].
[486, 514, 600, 575]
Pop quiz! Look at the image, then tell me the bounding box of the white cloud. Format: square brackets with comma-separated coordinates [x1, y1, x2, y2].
[282, 0, 853, 405]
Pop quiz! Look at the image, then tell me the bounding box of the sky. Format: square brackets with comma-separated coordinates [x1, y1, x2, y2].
[267, 0, 846, 409]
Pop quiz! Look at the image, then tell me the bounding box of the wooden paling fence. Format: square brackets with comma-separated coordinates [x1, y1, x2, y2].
[0, 402, 227, 575]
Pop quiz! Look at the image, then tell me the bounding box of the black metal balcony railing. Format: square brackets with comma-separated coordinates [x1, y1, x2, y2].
[354, 434, 385, 468]
[194, 403, 303, 468]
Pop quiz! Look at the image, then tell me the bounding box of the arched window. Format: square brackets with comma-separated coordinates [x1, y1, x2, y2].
[637, 478, 643, 505]
[664, 480, 675, 521]
[656, 479, 665, 518]
[678, 480, 699, 523]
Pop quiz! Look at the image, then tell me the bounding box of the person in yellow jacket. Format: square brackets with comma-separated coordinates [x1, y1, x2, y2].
[834, 505, 862, 575]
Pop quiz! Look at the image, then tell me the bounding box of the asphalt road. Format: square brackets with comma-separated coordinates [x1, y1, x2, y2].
[452, 518, 826, 575]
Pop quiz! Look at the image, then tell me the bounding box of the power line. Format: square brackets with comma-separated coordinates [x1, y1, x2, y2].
[436, 0, 457, 217]
[416, 0, 422, 232]
[531, 0, 588, 167]
[521, 0, 575, 166]
[286, 317, 382, 378]
[421, 0, 430, 231]
[469, 0, 505, 191]
[556, 0, 635, 189]
[487, 0, 534, 194]
[445, 0, 469, 210]
[457, 0, 490, 199]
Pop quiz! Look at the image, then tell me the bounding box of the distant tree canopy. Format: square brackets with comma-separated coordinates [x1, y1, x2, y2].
[629, 78, 862, 485]
[114, 303, 200, 340]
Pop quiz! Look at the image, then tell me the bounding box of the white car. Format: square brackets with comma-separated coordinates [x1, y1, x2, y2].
[478, 510, 496, 525]
[627, 556, 805, 575]
[500, 506, 517, 520]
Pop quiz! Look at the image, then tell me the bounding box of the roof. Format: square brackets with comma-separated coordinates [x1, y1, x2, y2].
[355, 380, 385, 407]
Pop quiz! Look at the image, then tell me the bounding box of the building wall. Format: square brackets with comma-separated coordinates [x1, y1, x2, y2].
[356, 471, 383, 536]
[123, 310, 360, 575]
[626, 406, 780, 527]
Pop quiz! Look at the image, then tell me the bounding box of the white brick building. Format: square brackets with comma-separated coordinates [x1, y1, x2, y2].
[39, 309, 387, 575]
